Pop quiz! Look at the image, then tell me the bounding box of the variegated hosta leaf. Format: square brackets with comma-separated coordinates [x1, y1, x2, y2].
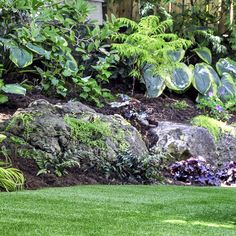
[216, 57, 236, 78]
[62, 53, 78, 77]
[26, 43, 51, 59]
[142, 65, 166, 97]
[9, 46, 33, 68]
[218, 73, 236, 99]
[166, 49, 185, 63]
[193, 47, 212, 64]
[2, 84, 26, 95]
[164, 63, 192, 92]
[193, 63, 220, 95]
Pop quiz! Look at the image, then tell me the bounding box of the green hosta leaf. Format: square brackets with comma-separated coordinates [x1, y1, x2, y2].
[218, 73, 236, 99]
[164, 63, 192, 92]
[9, 46, 33, 68]
[2, 84, 26, 95]
[193, 63, 220, 95]
[193, 47, 212, 64]
[167, 49, 185, 63]
[26, 43, 51, 59]
[0, 94, 8, 104]
[216, 58, 236, 77]
[142, 65, 166, 97]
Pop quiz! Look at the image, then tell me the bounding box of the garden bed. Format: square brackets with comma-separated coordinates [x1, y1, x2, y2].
[1, 89, 236, 190]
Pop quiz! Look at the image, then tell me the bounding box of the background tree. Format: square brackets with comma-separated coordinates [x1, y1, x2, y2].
[106, 0, 140, 20]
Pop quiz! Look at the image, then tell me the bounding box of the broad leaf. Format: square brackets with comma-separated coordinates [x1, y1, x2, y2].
[62, 53, 78, 76]
[193, 47, 212, 64]
[164, 63, 192, 92]
[9, 46, 33, 68]
[2, 84, 26, 95]
[26, 43, 51, 59]
[167, 49, 185, 63]
[142, 65, 166, 97]
[216, 58, 236, 78]
[193, 63, 212, 95]
[218, 73, 236, 99]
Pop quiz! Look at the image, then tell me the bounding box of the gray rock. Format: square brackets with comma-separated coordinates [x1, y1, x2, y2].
[1, 100, 148, 174]
[151, 121, 236, 165]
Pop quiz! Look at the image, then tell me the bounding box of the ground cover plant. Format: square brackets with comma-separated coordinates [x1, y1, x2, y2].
[0, 185, 235, 236]
[169, 157, 236, 186]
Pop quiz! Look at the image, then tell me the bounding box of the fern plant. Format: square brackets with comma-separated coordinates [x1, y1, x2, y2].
[112, 15, 192, 93]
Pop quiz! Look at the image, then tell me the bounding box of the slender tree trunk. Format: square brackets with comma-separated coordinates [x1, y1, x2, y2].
[106, 0, 140, 21]
[218, 0, 227, 34]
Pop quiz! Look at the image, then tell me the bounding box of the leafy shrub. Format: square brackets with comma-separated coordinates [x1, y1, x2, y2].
[197, 92, 231, 121]
[0, 0, 119, 106]
[98, 150, 162, 183]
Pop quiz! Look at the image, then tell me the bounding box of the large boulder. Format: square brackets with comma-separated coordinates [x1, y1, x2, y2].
[0, 100, 148, 178]
[150, 121, 236, 165]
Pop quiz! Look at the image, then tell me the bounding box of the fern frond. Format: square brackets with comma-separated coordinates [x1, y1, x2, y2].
[111, 33, 128, 42]
[139, 15, 160, 30]
[154, 33, 178, 40]
[116, 17, 138, 30]
[112, 15, 190, 80]
[155, 19, 173, 34]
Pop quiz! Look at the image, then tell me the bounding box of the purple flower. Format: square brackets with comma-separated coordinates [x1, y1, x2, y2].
[208, 91, 213, 97]
[219, 87, 226, 96]
[215, 105, 224, 112]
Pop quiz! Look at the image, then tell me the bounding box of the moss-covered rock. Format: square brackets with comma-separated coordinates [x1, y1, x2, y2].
[0, 100, 148, 177]
[191, 115, 236, 142]
[151, 118, 236, 166]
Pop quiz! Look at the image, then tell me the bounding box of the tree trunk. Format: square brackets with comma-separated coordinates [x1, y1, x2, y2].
[218, 0, 227, 34]
[106, 0, 140, 21]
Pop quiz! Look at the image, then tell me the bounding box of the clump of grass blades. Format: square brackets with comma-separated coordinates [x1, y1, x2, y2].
[0, 158, 24, 192]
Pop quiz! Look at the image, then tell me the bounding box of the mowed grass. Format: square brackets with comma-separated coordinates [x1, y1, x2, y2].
[0, 185, 235, 236]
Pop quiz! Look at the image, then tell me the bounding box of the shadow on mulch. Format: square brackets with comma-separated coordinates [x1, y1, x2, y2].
[11, 156, 120, 190]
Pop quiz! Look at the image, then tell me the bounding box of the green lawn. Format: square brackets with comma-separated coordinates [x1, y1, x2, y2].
[0, 185, 235, 236]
